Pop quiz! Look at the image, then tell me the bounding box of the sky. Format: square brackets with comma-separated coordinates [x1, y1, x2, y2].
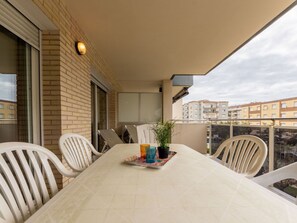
[0, 74, 16, 102]
[183, 5, 297, 106]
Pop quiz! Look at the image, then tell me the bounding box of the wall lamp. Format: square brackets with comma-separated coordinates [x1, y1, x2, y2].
[75, 41, 87, 55]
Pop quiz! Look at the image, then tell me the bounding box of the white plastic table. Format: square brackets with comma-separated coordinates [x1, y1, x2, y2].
[26, 144, 297, 223]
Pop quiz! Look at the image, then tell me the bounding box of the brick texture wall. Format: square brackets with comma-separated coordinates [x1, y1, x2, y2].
[33, 0, 121, 188]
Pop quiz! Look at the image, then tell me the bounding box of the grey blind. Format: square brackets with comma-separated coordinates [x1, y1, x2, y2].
[0, 0, 39, 49]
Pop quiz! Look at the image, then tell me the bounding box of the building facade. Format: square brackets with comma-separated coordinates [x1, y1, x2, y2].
[183, 100, 228, 121]
[228, 97, 297, 126]
[0, 100, 17, 120]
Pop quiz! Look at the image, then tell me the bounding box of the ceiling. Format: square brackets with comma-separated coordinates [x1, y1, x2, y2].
[62, 0, 295, 91]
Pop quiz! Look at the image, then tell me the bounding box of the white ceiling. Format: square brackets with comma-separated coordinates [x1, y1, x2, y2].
[62, 0, 295, 91]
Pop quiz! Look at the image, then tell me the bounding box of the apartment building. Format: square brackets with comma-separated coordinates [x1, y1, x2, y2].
[228, 105, 242, 120]
[0, 100, 17, 120]
[183, 100, 228, 121]
[229, 97, 297, 126]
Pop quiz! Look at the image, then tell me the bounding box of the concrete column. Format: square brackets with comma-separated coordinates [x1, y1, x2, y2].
[162, 80, 172, 121]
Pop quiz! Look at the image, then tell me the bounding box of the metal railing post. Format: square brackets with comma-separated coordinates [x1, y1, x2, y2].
[268, 123, 275, 172]
[230, 121, 233, 138]
[208, 123, 212, 155]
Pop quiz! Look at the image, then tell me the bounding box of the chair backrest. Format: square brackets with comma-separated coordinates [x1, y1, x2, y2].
[253, 162, 297, 204]
[125, 125, 138, 143]
[211, 135, 267, 178]
[136, 124, 157, 144]
[59, 133, 102, 172]
[98, 129, 123, 152]
[0, 142, 78, 223]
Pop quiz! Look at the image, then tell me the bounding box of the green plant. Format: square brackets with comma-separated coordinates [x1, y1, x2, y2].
[152, 120, 175, 148]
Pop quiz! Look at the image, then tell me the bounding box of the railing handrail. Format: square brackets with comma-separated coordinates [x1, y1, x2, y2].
[209, 118, 297, 122]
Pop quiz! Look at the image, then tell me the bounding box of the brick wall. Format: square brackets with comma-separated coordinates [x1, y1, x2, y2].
[32, 0, 120, 187]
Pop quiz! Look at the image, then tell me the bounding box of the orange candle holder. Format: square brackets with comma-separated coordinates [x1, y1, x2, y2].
[140, 144, 150, 159]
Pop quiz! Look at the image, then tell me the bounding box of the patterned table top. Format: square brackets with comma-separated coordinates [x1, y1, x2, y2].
[26, 144, 297, 223]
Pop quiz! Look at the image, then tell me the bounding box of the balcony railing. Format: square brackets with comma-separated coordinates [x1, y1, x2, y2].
[174, 118, 297, 197]
[209, 118, 297, 198]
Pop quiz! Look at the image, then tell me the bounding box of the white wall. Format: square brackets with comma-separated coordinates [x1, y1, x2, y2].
[172, 99, 183, 120]
[172, 123, 207, 154]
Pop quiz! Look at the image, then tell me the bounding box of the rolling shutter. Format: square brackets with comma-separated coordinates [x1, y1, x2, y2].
[0, 0, 39, 50]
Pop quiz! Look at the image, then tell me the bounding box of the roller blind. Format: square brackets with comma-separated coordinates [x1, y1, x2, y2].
[0, 0, 39, 50]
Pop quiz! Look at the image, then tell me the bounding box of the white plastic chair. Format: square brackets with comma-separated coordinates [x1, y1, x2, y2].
[125, 125, 138, 143]
[210, 135, 267, 178]
[0, 142, 79, 223]
[136, 124, 157, 144]
[59, 133, 102, 172]
[98, 129, 123, 152]
[253, 162, 297, 204]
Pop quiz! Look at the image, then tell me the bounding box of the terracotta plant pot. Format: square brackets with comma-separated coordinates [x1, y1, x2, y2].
[158, 147, 169, 159]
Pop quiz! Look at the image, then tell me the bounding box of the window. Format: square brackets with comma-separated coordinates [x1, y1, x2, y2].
[250, 107, 253, 111]
[272, 104, 277, 109]
[294, 112, 297, 118]
[294, 123, 297, 127]
[257, 115, 260, 118]
[257, 106, 260, 111]
[0, 104, 3, 109]
[9, 105, 14, 110]
[295, 101, 297, 107]
[272, 114, 276, 118]
[280, 122, 286, 126]
[263, 114, 268, 118]
[263, 105, 268, 110]
[281, 113, 286, 118]
[9, 114, 14, 119]
[281, 103, 287, 108]
[0, 113, 4, 119]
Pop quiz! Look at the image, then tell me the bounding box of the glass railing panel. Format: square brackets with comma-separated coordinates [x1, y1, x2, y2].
[273, 127, 297, 198]
[210, 124, 230, 155]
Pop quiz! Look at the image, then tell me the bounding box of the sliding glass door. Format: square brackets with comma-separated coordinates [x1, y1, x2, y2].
[91, 81, 107, 151]
[0, 25, 40, 143]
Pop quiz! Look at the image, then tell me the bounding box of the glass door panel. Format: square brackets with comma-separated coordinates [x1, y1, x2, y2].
[0, 25, 33, 143]
[91, 81, 107, 151]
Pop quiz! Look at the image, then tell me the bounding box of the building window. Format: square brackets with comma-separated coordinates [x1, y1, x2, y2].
[9, 105, 14, 110]
[272, 114, 276, 118]
[281, 103, 287, 108]
[272, 104, 277, 109]
[281, 113, 286, 118]
[257, 115, 260, 118]
[294, 112, 297, 118]
[263, 114, 268, 118]
[250, 107, 253, 111]
[0, 104, 3, 109]
[294, 123, 297, 127]
[294, 101, 297, 107]
[9, 114, 14, 119]
[257, 106, 260, 111]
[263, 105, 268, 110]
[280, 122, 286, 126]
[0, 113, 4, 119]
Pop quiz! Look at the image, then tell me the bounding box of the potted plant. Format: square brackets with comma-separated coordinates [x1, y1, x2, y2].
[152, 120, 175, 159]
